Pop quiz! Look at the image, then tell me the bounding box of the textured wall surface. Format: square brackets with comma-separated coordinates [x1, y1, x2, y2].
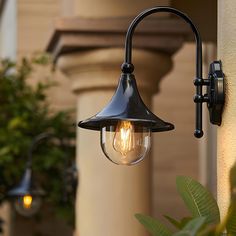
[62, 0, 170, 17]
[152, 43, 199, 220]
[18, 0, 76, 112]
[217, 0, 236, 218]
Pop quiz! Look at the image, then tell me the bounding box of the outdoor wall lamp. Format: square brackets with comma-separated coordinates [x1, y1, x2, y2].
[8, 133, 78, 217]
[78, 7, 225, 165]
[8, 133, 48, 217]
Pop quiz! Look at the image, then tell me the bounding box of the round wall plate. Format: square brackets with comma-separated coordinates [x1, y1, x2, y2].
[207, 61, 225, 125]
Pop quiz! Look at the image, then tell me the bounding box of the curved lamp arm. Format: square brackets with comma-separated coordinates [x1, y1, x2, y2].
[123, 6, 202, 77]
[27, 132, 63, 167]
[121, 6, 224, 138]
[23, 132, 77, 202]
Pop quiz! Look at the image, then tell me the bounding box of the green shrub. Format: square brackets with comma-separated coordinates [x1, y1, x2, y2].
[0, 56, 75, 224]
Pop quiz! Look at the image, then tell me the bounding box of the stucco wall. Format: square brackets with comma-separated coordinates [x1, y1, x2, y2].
[17, 0, 76, 113]
[152, 43, 198, 220]
[217, 0, 236, 218]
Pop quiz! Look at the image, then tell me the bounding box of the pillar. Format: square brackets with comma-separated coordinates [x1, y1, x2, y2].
[58, 48, 172, 236]
[217, 0, 236, 218]
[60, 0, 170, 17]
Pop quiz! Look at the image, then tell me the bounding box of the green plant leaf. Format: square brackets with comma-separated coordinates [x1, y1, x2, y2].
[225, 204, 236, 235]
[225, 163, 236, 234]
[197, 224, 217, 236]
[164, 215, 192, 230]
[164, 215, 181, 229]
[176, 176, 220, 225]
[172, 217, 206, 236]
[135, 214, 172, 236]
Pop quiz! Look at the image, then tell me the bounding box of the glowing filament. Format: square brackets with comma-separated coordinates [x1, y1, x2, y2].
[113, 121, 135, 156]
[23, 195, 33, 209]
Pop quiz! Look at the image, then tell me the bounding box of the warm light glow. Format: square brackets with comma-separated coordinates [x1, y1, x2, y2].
[23, 195, 33, 209]
[101, 122, 151, 165]
[113, 121, 135, 157]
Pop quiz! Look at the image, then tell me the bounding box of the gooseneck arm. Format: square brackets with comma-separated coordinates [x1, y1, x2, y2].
[27, 133, 67, 168]
[27, 133, 52, 167]
[121, 6, 204, 138]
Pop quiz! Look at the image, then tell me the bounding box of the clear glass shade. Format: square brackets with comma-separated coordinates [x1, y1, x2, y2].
[101, 121, 151, 165]
[14, 194, 42, 217]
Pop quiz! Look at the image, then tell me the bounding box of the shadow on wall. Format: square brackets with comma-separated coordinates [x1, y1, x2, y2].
[152, 43, 198, 220]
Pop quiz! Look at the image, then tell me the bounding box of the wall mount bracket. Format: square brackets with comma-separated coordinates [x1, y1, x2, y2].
[194, 60, 225, 127]
[207, 61, 225, 125]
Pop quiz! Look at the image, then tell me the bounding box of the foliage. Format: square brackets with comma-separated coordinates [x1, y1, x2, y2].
[135, 162, 236, 235]
[0, 56, 75, 224]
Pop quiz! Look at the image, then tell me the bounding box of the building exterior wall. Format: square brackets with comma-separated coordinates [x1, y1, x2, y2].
[17, 0, 76, 112]
[217, 0, 236, 218]
[153, 43, 198, 219]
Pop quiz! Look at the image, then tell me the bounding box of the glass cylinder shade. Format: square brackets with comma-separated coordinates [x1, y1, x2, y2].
[101, 121, 151, 165]
[14, 194, 42, 217]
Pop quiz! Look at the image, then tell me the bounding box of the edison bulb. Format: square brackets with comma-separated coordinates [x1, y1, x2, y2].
[23, 195, 33, 208]
[14, 195, 42, 217]
[101, 120, 151, 165]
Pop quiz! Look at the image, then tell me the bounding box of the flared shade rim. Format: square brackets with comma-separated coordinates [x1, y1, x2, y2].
[79, 117, 174, 132]
[8, 188, 45, 197]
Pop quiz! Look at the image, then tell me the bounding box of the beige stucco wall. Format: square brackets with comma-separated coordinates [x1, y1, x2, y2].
[17, 0, 76, 112]
[61, 0, 170, 17]
[153, 43, 199, 219]
[217, 0, 236, 218]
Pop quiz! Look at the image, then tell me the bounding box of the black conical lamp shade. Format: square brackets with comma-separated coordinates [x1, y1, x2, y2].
[79, 73, 174, 132]
[8, 168, 45, 197]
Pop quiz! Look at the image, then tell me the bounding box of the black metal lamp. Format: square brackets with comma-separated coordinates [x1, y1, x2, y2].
[8, 167, 45, 217]
[8, 133, 49, 217]
[78, 7, 225, 166]
[8, 132, 78, 216]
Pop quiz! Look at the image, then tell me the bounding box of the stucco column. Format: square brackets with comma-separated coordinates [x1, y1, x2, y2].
[217, 0, 236, 218]
[61, 0, 170, 17]
[58, 48, 172, 236]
